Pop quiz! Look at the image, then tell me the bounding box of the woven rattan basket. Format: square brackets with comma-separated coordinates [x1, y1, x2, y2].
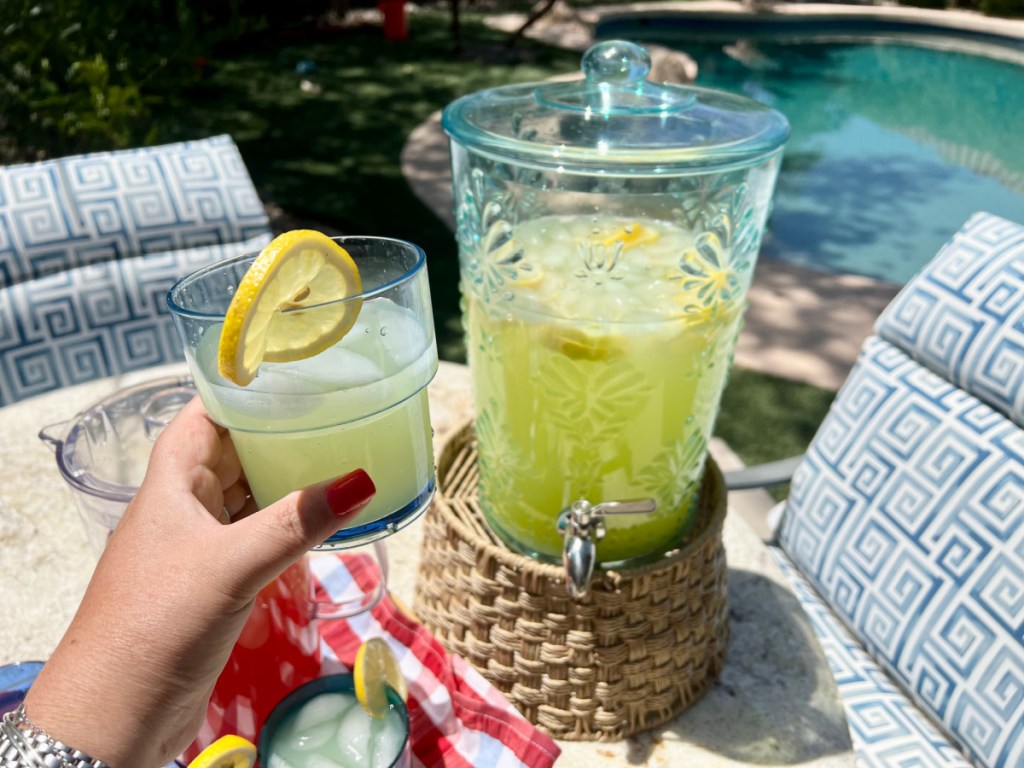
[414, 419, 729, 742]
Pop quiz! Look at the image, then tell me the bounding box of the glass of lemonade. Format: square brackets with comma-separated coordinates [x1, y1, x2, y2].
[259, 674, 410, 768]
[167, 236, 438, 549]
[444, 41, 789, 568]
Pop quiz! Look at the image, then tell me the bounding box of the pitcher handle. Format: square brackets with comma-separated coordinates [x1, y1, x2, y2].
[312, 540, 390, 621]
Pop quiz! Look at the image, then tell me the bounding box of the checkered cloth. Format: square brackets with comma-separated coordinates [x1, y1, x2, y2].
[311, 553, 562, 768]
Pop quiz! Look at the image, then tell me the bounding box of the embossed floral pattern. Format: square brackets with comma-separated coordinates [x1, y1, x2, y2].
[455, 168, 535, 303]
[670, 174, 747, 230]
[539, 354, 653, 443]
[576, 239, 624, 285]
[674, 209, 757, 318]
[638, 429, 708, 513]
[475, 399, 521, 506]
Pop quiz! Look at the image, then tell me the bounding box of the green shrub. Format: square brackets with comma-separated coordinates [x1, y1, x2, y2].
[979, 0, 1024, 16]
[0, 0, 288, 162]
[1, 2, 193, 160]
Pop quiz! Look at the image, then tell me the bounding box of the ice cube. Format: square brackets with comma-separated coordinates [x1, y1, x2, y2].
[370, 713, 406, 768]
[294, 692, 355, 730]
[335, 702, 373, 767]
[374, 306, 427, 374]
[253, 348, 384, 395]
[290, 693, 355, 752]
[267, 754, 298, 768]
[342, 299, 427, 376]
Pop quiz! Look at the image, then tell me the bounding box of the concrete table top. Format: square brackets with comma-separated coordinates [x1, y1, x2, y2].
[0, 361, 853, 767]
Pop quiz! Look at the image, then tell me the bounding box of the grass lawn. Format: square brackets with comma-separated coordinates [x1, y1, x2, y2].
[155, 10, 836, 479]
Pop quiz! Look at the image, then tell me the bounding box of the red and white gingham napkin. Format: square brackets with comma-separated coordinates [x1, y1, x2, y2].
[311, 552, 562, 768]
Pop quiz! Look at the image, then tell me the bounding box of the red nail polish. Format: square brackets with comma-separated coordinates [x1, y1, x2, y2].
[326, 469, 376, 519]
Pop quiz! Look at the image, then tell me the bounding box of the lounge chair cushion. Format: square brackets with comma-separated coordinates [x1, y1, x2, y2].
[876, 211, 1024, 428]
[770, 549, 972, 768]
[0, 235, 269, 405]
[0, 134, 269, 287]
[779, 333, 1024, 768]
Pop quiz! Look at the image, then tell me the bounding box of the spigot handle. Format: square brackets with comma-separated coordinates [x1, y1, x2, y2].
[558, 496, 658, 598]
[591, 499, 657, 516]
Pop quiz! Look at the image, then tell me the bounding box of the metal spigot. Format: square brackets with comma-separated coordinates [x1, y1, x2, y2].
[557, 497, 657, 598]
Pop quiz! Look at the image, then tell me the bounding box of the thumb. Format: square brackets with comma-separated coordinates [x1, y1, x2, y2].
[228, 469, 376, 590]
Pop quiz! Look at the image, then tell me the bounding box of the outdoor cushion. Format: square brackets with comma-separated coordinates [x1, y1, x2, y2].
[0, 235, 269, 405]
[876, 211, 1024, 428]
[0, 134, 272, 404]
[777, 212, 1024, 768]
[771, 550, 971, 768]
[0, 133, 269, 287]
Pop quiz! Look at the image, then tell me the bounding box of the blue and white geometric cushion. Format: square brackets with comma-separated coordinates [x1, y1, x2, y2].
[0, 234, 270, 405]
[780, 335, 1024, 768]
[0, 134, 270, 286]
[876, 212, 1024, 428]
[771, 549, 971, 768]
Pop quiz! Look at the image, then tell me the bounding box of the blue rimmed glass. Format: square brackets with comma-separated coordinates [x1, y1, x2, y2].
[167, 236, 438, 550]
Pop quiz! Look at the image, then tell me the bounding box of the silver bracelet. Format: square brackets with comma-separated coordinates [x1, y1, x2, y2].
[0, 704, 110, 768]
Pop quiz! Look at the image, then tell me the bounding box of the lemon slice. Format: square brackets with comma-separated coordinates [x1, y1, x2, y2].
[218, 230, 362, 386]
[600, 223, 661, 250]
[354, 637, 408, 719]
[187, 735, 257, 768]
[510, 262, 544, 288]
[547, 325, 621, 362]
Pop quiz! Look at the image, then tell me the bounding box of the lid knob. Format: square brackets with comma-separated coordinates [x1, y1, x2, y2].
[535, 40, 695, 115]
[582, 41, 651, 87]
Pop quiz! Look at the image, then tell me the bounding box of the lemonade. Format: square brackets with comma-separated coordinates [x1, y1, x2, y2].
[168, 235, 438, 549]
[191, 297, 437, 546]
[465, 214, 745, 564]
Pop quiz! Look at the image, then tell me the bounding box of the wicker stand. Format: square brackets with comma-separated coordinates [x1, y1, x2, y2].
[415, 419, 729, 742]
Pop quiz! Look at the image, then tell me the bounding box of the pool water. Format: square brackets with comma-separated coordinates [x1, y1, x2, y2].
[599, 24, 1024, 284]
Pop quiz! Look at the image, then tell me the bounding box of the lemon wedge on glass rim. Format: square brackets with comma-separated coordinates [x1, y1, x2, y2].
[218, 230, 362, 387]
[354, 637, 408, 719]
[186, 735, 257, 768]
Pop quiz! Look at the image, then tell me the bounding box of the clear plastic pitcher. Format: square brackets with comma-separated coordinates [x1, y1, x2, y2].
[39, 376, 197, 552]
[444, 41, 789, 580]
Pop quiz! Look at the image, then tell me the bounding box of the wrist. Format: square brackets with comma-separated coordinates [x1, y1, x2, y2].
[1, 704, 111, 768]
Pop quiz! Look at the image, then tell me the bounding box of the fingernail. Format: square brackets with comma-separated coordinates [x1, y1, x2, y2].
[326, 469, 376, 519]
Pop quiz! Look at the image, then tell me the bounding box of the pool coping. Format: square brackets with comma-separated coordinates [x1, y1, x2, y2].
[593, 1, 1024, 65]
[489, 1, 1024, 51]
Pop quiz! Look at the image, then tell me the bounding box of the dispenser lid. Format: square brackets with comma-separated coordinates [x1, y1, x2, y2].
[443, 40, 790, 174]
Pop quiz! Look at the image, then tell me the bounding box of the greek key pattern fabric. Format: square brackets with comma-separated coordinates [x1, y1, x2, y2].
[0, 235, 269, 405]
[0, 134, 269, 287]
[780, 335, 1024, 768]
[876, 211, 1024, 429]
[770, 549, 971, 768]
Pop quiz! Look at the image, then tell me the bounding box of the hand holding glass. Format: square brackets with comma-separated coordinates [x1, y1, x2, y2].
[168, 236, 438, 549]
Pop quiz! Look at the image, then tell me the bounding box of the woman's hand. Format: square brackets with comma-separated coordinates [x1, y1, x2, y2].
[23, 397, 376, 767]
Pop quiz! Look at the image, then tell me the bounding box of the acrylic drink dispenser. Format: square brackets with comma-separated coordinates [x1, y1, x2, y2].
[443, 40, 789, 595]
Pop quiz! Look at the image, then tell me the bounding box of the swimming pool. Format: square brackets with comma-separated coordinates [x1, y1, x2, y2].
[598, 14, 1024, 285]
